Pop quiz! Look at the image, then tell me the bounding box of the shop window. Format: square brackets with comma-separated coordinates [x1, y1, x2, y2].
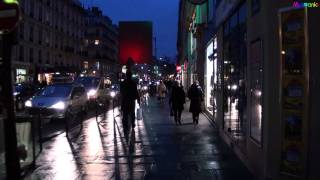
[208, 0, 215, 21]
[249, 39, 263, 144]
[222, 3, 248, 150]
[230, 13, 238, 29]
[224, 21, 230, 37]
[205, 37, 218, 117]
[239, 3, 247, 24]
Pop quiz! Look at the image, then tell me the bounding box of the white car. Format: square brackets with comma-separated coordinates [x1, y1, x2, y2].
[25, 83, 88, 120]
[75, 77, 110, 106]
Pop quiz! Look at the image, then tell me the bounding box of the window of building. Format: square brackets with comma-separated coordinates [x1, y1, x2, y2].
[29, 26, 34, 42]
[208, 0, 215, 21]
[19, 46, 24, 62]
[45, 32, 49, 46]
[38, 29, 42, 44]
[239, 3, 247, 24]
[29, 48, 34, 62]
[83, 61, 89, 69]
[45, 12, 49, 25]
[46, 52, 50, 64]
[19, 23, 24, 39]
[230, 13, 238, 29]
[30, 1, 35, 18]
[39, 5, 43, 21]
[16, 69, 27, 83]
[38, 50, 42, 63]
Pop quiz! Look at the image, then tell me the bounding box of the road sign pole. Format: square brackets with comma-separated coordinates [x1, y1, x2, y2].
[0, 31, 21, 179]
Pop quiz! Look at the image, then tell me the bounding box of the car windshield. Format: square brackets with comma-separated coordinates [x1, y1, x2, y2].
[39, 85, 72, 97]
[75, 77, 100, 89]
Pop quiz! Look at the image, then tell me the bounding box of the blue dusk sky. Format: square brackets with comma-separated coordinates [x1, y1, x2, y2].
[81, 0, 180, 61]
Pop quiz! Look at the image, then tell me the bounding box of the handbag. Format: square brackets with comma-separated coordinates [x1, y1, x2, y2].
[136, 108, 143, 120]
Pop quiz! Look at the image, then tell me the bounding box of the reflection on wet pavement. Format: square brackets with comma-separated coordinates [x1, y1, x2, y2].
[29, 97, 254, 180]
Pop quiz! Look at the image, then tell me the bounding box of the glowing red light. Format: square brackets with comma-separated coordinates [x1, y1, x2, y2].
[176, 65, 181, 72]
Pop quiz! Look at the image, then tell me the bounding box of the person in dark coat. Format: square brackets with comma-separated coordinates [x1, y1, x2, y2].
[120, 71, 140, 129]
[169, 82, 185, 125]
[188, 80, 204, 124]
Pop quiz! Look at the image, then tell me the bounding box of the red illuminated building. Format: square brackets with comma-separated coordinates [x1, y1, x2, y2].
[119, 21, 153, 65]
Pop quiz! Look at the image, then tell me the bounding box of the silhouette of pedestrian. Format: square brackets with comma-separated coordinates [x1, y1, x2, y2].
[169, 81, 185, 125]
[120, 71, 140, 130]
[188, 80, 204, 125]
[157, 80, 167, 103]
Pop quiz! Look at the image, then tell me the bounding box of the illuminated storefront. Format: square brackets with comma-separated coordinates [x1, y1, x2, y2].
[204, 37, 218, 118]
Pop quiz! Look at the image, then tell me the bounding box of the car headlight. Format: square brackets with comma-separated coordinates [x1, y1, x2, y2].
[25, 100, 32, 107]
[50, 101, 65, 110]
[110, 91, 116, 98]
[87, 89, 97, 97]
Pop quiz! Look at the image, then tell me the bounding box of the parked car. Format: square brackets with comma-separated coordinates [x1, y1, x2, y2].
[24, 83, 88, 120]
[74, 77, 110, 106]
[14, 83, 41, 111]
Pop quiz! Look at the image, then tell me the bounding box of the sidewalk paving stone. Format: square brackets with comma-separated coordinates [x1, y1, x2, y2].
[26, 96, 254, 180]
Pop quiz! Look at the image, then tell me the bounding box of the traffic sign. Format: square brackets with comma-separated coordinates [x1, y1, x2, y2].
[0, 0, 19, 33]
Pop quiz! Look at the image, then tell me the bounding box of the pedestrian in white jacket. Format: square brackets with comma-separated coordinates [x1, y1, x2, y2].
[157, 81, 167, 103]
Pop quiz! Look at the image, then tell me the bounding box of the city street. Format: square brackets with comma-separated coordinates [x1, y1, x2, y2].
[27, 96, 254, 180]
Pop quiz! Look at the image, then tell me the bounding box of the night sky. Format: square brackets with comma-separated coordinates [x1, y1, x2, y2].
[81, 0, 179, 62]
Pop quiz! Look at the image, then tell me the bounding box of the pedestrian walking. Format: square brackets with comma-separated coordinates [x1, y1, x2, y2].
[120, 71, 140, 130]
[188, 80, 204, 125]
[169, 82, 185, 125]
[157, 80, 167, 103]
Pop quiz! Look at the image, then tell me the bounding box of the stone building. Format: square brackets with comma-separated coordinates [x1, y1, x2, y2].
[12, 0, 87, 83]
[177, 0, 320, 179]
[84, 7, 119, 80]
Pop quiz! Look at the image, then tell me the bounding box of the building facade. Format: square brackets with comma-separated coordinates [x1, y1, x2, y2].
[177, 0, 320, 179]
[12, 0, 87, 84]
[84, 7, 119, 81]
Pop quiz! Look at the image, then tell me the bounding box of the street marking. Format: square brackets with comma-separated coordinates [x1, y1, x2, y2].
[0, 9, 16, 18]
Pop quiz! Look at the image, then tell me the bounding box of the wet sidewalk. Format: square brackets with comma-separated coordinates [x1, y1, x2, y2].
[27, 96, 254, 180]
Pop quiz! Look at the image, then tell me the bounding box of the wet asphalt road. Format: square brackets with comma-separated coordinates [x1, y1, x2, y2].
[27, 96, 254, 180]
